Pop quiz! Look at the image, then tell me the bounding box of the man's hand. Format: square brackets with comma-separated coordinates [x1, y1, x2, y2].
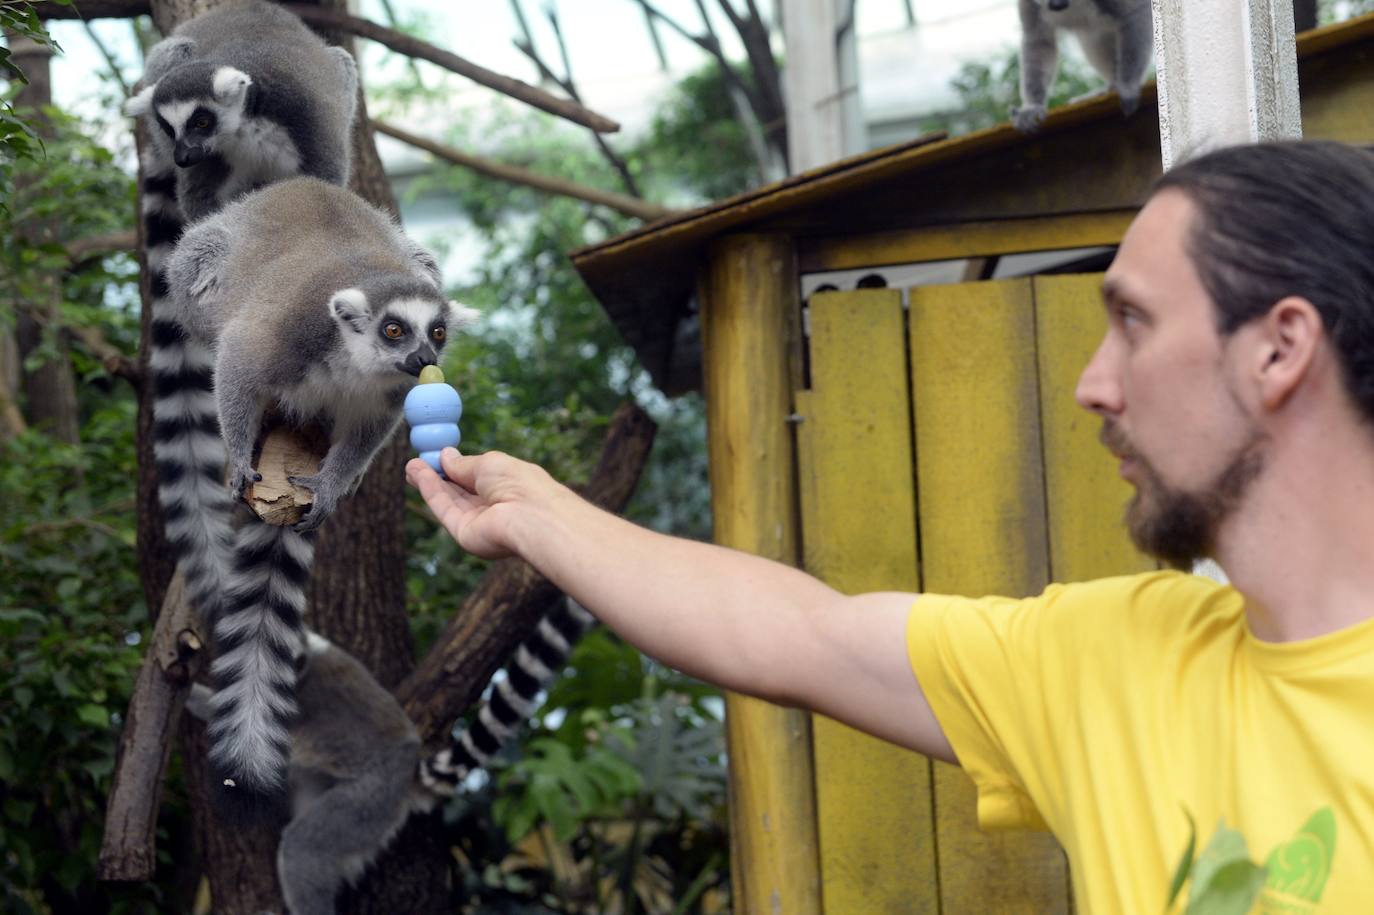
[405, 448, 560, 560]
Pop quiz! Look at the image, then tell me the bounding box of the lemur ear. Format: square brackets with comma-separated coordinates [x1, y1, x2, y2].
[330, 288, 371, 334]
[212, 67, 253, 105]
[124, 84, 157, 117]
[448, 301, 481, 329]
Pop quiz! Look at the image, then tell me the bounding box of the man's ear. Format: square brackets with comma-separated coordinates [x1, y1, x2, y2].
[212, 66, 253, 106]
[448, 300, 481, 330]
[1257, 295, 1322, 410]
[330, 288, 371, 334]
[124, 83, 157, 117]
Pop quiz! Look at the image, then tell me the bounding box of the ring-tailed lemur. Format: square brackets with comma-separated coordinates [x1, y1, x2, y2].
[137, 1, 359, 644]
[1012, 0, 1153, 133]
[184, 600, 596, 915]
[125, 0, 357, 223]
[162, 176, 477, 807]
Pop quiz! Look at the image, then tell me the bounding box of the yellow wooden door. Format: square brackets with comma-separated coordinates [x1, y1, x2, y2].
[797, 274, 1154, 913]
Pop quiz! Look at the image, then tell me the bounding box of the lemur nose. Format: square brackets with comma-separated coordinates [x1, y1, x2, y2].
[1047, 0, 1070, 9]
[175, 142, 206, 167]
[403, 350, 437, 376]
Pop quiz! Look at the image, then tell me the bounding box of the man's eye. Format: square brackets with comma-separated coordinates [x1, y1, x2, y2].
[384, 322, 404, 340]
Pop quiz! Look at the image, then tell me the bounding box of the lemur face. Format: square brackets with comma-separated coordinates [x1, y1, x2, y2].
[132, 64, 253, 168]
[331, 286, 476, 378]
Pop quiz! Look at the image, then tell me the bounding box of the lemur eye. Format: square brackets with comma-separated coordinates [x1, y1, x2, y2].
[431, 327, 446, 342]
[384, 322, 404, 340]
[192, 115, 213, 130]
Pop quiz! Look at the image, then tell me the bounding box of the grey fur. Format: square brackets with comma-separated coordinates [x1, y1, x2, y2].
[164, 176, 476, 804]
[1013, 0, 1153, 132]
[187, 631, 438, 915]
[126, 0, 357, 222]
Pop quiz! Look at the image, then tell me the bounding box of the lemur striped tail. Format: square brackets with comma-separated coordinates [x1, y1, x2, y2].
[420, 598, 597, 796]
[147, 146, 236, 628]
[206, 520, 315, 806]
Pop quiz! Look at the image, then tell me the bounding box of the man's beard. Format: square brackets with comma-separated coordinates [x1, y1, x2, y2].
[1101, 422, 1266, 569]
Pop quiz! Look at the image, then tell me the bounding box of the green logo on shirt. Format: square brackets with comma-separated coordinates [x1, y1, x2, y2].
[1170, 807, 1336, 914]
[1259, 807, 1336, 913]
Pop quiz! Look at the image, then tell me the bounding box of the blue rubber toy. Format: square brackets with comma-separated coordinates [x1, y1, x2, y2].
[404, 365, 462, 477]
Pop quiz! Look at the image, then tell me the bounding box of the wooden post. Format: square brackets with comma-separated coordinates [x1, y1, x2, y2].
[700, 234, 821, 915]
[1152, 0, 1302, 168]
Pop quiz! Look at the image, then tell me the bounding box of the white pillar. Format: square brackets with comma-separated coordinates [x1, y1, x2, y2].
[781, 0, 865, 173]
[1151, 0, 1303, 169]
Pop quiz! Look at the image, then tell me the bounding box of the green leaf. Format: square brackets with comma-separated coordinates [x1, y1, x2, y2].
[1168, 810, 1198, 909]
[76, 703, 110, 728]
[1185, 819, 1267, 915]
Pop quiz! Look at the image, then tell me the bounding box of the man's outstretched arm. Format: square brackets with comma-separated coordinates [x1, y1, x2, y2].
[406, 448, 956, 763]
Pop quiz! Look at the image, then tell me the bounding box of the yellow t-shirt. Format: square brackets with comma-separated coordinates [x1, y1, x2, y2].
[907, 570, 1374, 914]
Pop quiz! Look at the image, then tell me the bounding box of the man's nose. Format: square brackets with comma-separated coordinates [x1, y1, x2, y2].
[1075, 335, 1123, 415]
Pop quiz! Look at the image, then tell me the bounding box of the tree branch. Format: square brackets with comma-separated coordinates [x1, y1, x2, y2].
[374, 120, 675, 222]
[98, 573, 205, 882]
[65, 229, 137, 263]
[281, 4, 621, 134]
[508, 0, 642, 199]
[81, 19, 131, 96]
[398, 402, 657, 747]
[29, 0, 623, 134]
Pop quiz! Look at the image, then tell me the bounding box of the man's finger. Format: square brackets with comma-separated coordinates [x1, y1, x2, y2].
[439, 447, 481, 490]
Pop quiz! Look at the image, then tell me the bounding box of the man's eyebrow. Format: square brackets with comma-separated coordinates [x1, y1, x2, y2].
[1101, 278, 1122, 308]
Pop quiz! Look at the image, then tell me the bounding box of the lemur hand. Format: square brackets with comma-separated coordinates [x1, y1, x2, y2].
[406, 448, 556, 560]
[229, 462, 262, 503]
[288, 472, 342, 532]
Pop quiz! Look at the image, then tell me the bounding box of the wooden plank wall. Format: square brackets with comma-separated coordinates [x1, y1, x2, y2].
[798, 289, 936, 913]
[798, 274, 1154, 911]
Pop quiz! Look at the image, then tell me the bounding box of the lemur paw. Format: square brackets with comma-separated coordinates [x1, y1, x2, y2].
[288, 474, 340, 532]
[1117, 89, 1141, 117]
[229, 464, 262, 502]
[1011, 104, 1047, 133]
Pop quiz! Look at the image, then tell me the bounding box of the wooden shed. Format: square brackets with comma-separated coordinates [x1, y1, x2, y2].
[569, 16, 1374, 914]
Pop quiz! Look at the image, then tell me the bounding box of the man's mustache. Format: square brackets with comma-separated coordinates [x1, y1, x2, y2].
[1099, 421, 1135, 460]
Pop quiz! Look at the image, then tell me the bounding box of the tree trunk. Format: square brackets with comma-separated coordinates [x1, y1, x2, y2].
[9, 32, 83, 448]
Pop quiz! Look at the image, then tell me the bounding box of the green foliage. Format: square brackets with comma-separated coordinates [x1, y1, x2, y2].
[918, 47, 1105, 137]
[0, 367, 161, 915]
[493, 734, 645, 843]
[637, 63, 763, 205]
[0, 1, 71, 216]
[1320, 0, 1374, 22]
[0, 90, 157, 911]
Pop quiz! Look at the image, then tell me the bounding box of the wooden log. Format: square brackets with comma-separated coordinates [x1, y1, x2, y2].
[397, 401, 657, 743]
[97, 574, 205, 881]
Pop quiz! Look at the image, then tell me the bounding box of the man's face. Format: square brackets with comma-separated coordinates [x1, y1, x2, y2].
[1075, 190, 1267, 566]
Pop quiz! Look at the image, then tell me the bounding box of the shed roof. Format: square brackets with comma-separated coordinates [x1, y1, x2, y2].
[571, 15, 1374, 395]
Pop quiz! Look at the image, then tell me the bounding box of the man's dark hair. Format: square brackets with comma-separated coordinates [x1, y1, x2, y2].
[1152, 140, 1374, 423]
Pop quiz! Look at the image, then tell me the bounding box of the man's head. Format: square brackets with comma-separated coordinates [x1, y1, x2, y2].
[1077, 141, 1374, 566]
